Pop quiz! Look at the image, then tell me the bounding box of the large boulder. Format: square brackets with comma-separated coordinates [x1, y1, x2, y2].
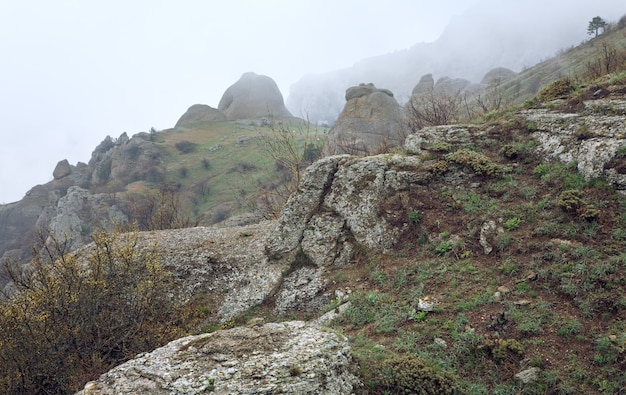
[77, 321, 359, 395]
[218, 72, 292, 120]
[412, 74, 435, 96]
[175, 104, 226, 128]
[324, 83, 408, 155]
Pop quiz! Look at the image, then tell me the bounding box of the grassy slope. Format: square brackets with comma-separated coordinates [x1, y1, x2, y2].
[498, 23, 626, 106]
[138, 119, 327, 223]
[227, 32, 626, 395]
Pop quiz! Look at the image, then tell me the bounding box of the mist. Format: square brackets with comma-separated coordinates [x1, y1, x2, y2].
[0, 0, 624, 203]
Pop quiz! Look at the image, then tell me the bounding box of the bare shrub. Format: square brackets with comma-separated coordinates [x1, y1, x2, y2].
[0, 229, 183, 393]
[175, 140, 197, 154]
[407, 90, 461, 133]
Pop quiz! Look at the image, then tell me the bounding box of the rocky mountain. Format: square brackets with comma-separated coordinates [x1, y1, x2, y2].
[72, 79, 626, 392]
[0, 73, 300, 289]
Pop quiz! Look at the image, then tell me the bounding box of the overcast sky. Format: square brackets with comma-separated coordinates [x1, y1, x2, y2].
[0, 0, 624, 203]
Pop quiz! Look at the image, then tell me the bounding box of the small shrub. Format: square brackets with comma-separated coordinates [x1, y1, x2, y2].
[436, 240, 453, 255]
[504, 217, 522, 231]
[500, 144, 519, 159]
[556, 319, 582, 336]
[179, 166, 189, 178]
[409, 210, 421, 224]
[445, 149, 509, 177]
[538, 77, 576, 102]
[175, 140, 197, 154]
[201, 158, 211, 170]
[377, 355, 460, 394]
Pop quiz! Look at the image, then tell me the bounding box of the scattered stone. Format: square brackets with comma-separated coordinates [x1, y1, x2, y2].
[513, 299, 532, 306]
[515, 367, 540, 384]
[497, 285, 511, 294]
[434, 338, 447, 348]
[418, 295, 439, 312]
[494, 291, 502, 302]
[479, 220, 497, 255]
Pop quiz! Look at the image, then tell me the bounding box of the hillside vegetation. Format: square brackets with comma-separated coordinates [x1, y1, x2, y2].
[3, 17, 626, 395]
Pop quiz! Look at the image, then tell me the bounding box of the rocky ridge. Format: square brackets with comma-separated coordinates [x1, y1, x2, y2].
[76, 88, 626, 391]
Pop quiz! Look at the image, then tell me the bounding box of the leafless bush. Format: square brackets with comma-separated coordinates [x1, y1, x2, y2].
[406, 90, 461, 133]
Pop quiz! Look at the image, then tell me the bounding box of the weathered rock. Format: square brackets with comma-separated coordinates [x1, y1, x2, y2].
[324, 83, 408, 155]
[53, 159, 72, 179]
[526, 105, 626, 187]
[479, 220, 497, 255]
[412, 74, 435, 96]
[106, 222, 282, 320]
[515, 367, 540, 384]
[175, 104, 226, 128]
[76, 321, 360, 395]
[266, 153, 427, 313]
[88, 132, 164, 185]
[404, 125, 473, 155]
[46, 186, 127, 251]
[218, 72, 293, 120]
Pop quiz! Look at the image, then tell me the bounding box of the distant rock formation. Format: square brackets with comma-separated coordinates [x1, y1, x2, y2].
[324, 83, 408, 155]
[175, 104, 226, 128]
[412, 74, 435, 96]
[218, 72, 292, 120]
[481, 67, 517, 85]
[53, 159, 72, 179]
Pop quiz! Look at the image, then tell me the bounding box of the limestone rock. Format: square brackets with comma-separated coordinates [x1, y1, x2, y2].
[324, 83, 408, 155]
[175, 104, 226, 128]
[404, 125, 473, 155]
[76, 321, 360, 395]
[53, 159, 72, 179]
[46, 186, 127, 251]
[218, 72, 292, 120]
[266, 153, 427, 313]
[526, 103, 626, 189]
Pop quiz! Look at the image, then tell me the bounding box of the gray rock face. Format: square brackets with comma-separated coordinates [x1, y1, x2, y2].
[46, 186, 127, 251]
[53, 159, 72, 179]
[526, 101, 626, 189]
[218, 72, 292, 120]
[88, 132, 164, 185]
[77, 321, 359, 395]
[324, 83, 408, 155]
[175, 104, 226, 128]
[266, 154, 426, 313]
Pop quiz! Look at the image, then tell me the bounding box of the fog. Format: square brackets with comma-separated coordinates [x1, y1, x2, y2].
[0, 0, 624, 203]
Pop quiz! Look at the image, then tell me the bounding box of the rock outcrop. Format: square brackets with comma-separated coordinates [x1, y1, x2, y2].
[77, 321, 359, 395]
[53, 159, 72, 179]
[526, 99, 626, 189]
[88, 132, 164, 186]
[218, 72, 292, 120]
[324, 83, 408, 155]
[175, 104, 226, 128]
[266, 153, 428, 312]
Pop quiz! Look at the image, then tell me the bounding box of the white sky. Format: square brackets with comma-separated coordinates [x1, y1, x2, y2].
[0, 0, 623, 203]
